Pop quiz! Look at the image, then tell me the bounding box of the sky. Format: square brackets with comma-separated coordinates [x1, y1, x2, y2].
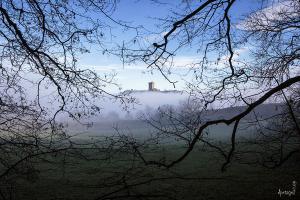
[76, 0, 271, 92]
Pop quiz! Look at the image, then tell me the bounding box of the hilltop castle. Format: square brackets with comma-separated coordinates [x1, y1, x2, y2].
[148, 81, 159, 91]
[123, 81, 181, 94]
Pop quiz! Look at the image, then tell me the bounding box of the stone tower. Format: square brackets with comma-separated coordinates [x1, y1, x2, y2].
[148, 82, 155, 91]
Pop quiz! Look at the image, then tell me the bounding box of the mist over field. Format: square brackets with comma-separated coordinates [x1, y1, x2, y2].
[66, 90, 188, 137]
[66, 89, 284, 142]
[103, 90, 188, 117]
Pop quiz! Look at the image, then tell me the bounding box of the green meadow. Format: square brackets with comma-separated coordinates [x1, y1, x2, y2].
[1, 120, 299, 200]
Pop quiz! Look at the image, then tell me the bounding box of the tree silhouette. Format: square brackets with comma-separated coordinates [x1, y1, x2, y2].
[119, 0, 300, 171]
[0, 0, 134, 195]
[0, 0, 299, 199]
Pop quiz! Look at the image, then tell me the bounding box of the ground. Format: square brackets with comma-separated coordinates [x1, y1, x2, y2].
[3, 144, 299, 200]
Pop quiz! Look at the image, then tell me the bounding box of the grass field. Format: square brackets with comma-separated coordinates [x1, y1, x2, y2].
[1, 143, 299, 200]
[1, 120, 299, 200]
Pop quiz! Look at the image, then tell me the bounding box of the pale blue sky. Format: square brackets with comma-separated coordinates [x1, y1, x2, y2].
[77, 0, 266, 92]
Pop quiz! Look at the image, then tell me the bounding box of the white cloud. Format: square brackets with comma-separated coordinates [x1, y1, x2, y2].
[81, 63, 146, 72]
[172, 56, 201, 68]
[237, 0, 298, 30]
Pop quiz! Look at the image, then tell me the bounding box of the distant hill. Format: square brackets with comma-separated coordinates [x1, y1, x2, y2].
[98, 89, 286, 121]
[64, 88, 287, 125]
[67, 89, 287, 138]
[128, 90, 285, 121]
[204, 103, 285, 121]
